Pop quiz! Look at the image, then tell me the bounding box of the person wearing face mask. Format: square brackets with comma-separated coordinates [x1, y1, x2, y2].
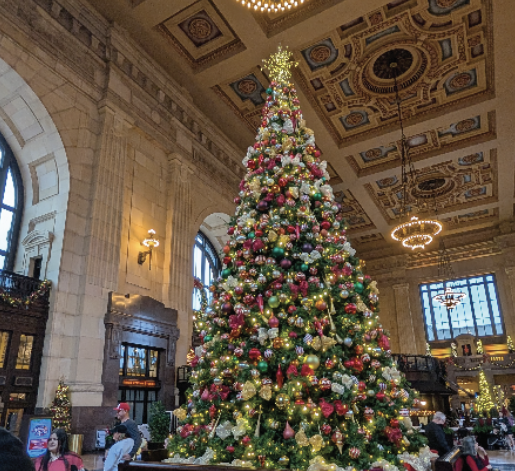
[34, 428, 85, 471]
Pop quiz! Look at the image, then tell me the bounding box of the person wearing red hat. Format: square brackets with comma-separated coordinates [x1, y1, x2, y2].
[113, 403, 141, 460]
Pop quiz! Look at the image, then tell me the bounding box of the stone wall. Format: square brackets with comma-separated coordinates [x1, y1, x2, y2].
[359, 225, 515, 355]
[0, 0, 238, 417]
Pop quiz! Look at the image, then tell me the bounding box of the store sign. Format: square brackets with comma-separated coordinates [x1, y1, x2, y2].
[122, 379, 157, 388]
[26, 417, 52, 458]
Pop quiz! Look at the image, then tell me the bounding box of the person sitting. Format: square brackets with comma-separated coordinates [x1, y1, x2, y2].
[104, 424, 134, 471]
[461, 436, 491, 471]
[424, 411, 451, 457]
[34, 428, 85, 471]
[0, 427, 35, 471]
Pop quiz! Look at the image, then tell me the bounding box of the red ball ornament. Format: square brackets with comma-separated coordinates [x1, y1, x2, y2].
[242, 436, 251, 446]
[321, 424, 332, 435]
[234, 286, 244, 296]
[349, 447, 360, 459]
[226, 446, 235, 453]
[268, 315, 280, 328]
[228, 227, 235, 235]
[278, 177, 288, 187]
[288, 305, 297, 314]
[376, 391, 386, 401]
[221, 302, 233, 313]
[247, 160, 256, 169]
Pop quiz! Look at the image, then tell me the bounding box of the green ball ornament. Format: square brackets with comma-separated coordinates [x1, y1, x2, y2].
[266, 88, 273, 95]
[272, 247, 285, 259]
[355, 282, 364, 293]
[258, 361, 268, 372]
[204, 335, 213, 342]
[248, 232, 255, 239]
[313, 192, 322, 201]
[301, 263, 309, 272]
[222, 268, 232, 279]
[268, 296, 280, 308]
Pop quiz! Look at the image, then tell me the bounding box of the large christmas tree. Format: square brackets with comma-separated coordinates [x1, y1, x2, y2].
[169, 47, 429, 471]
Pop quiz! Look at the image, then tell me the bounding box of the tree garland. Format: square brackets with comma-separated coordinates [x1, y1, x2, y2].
[0, 279, 51, 308]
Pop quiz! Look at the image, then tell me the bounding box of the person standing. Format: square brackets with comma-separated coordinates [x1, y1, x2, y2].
[424, 411, 451, 457]
[113, 402, 141, 460]
[103, 424, 134, 471]
[34, 428, 85, 471]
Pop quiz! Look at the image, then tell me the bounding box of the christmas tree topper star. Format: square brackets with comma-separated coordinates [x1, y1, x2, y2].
[262, 46, 298, 84]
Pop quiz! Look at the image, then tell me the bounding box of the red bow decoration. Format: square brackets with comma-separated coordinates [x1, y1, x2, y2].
[385, 426, 403, 445]
[333, 400, 348, 416]
[209, 405, 217, 419]
[301, 364, 314, 377]
[229, 313, 245, 330]
[299, 281, 309, 297]
[319, 399, 335, 418]
[286, 364, 298, 378]
[179, 424, 193, 438]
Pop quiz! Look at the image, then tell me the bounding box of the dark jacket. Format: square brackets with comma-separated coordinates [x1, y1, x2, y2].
[424, 421, 451, 457]
[123, 418, 142, 458]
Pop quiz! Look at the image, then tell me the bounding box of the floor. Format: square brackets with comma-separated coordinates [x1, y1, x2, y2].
[83, 452, 105, 471]
[82, 450, 515, 471]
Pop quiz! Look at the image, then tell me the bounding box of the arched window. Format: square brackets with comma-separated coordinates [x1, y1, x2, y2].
[192, 232, 220, 310]
[0, 134, 22, 271]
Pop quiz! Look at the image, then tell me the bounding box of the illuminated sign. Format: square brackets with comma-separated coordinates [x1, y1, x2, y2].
[121, 379, 157, 388]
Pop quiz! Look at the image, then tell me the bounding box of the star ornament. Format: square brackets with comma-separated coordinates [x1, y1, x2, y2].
[262, 46, 299, 84]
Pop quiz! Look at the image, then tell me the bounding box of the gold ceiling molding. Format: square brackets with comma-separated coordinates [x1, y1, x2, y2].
[334, 189, 376, 233]
[346, 110, 496, 177]
[365, 147, 498, 224]
[156, 0, 246, 73]
[292, 0, 494, 147]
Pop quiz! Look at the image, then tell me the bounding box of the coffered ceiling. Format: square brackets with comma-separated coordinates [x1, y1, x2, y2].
[86, 0, 514, 254]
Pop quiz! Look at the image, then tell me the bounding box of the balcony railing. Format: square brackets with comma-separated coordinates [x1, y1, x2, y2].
[0, 270, 50, 305]
[392, 354, 445, 374]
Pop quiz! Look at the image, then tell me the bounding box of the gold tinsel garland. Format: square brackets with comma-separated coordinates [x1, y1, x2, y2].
[0, 279, 51, 308]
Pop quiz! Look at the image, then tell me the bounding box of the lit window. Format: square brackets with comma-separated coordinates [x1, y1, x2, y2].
[0, 135, 23, 271]
[192, 232, 220, 310]
[0, 331, 9, 368]
[119, 343, 160, 378]
[420, 274, 503, 341]
[15, 335, 34, 370]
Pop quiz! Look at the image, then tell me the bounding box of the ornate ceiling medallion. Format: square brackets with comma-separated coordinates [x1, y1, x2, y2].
[239, 0, 306, 13]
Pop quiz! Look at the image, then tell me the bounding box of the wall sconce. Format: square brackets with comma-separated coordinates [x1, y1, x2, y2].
[420, 400, 427, 407]
[138, 229, 159, 270]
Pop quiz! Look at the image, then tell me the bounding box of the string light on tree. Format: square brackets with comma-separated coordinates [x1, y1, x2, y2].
[50, 380, 72, 432]
[167, 46, 428, 471]
[475, 369, 495, 417]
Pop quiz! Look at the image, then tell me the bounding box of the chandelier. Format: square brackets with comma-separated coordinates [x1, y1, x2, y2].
[387, 59, 442, 250]
[238, 0, 305, 12]
[432, 239, 466, 310]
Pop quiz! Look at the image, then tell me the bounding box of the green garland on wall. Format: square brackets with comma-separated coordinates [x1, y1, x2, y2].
[0, 279, 51, 308]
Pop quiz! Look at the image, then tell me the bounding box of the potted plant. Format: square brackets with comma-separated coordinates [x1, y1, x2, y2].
[142, 401, 170, 461]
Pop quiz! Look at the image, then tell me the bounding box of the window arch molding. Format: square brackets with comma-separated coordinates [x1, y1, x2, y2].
[192, 231, 221, 310]
[0, 132, 23, 271]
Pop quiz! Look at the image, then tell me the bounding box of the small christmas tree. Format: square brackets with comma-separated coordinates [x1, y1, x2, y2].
[507, 336, 514, 353]
[168, 46, 428, 471]
[50, 380, 72, 432]
[475, 369, 495, 417]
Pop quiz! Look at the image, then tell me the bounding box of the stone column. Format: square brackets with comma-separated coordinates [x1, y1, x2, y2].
[392, 282, 418, 354]
[163, 156, 195, 366]
[69, 106, 131, 406]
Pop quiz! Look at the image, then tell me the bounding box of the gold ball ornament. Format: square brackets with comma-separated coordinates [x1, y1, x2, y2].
[276, 393, 290, 410]
[304, 354, 321, 370]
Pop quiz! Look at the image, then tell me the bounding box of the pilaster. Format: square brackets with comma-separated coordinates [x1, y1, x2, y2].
[163, 156, 195, 366]
[392, 282, 418, 354]
[85, 106, 131, 290]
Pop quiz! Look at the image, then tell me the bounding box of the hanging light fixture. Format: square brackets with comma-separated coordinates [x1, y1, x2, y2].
[432, 238, 466, 310]
[238, 0, 305, 13]
[388, 58, 442, 250]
